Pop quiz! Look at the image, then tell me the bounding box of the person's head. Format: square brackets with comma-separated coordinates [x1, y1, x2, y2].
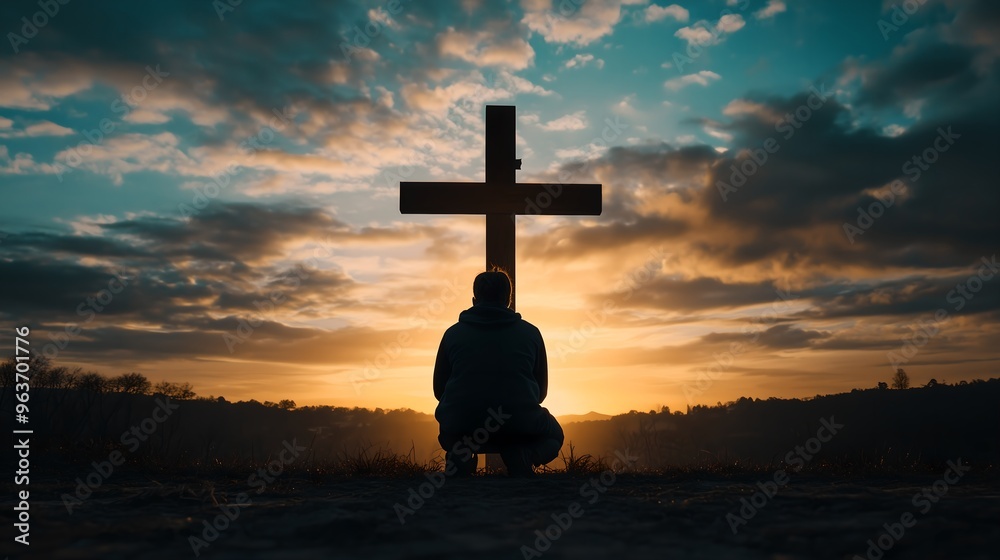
[472, 269, 511, 308]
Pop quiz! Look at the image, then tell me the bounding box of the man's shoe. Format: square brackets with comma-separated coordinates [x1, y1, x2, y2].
[500, 446, 535, 477]
[446, 451, 477, 477]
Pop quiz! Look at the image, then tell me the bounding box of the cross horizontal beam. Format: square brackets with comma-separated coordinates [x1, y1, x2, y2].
[399, 182, 602, 215]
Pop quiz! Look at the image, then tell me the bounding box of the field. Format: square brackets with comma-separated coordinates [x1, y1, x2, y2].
[7, 457, 999, 560]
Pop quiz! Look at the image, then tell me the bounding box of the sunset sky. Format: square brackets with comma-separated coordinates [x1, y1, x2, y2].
[1, 0, 997, 416]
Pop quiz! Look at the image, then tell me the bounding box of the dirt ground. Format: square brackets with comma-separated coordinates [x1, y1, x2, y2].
[4, 469, 999, 560]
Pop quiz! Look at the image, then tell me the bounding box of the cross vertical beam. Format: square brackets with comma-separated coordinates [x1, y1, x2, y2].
[399, 104, 602, 474]
[485, 105, 517, 311]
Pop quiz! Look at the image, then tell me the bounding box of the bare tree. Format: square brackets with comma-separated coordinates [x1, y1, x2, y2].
[112, 372, 152, 394]
[74, 371, 110, 393]
[891, 368, 910, 390]
[31, 366, 68, 388]
[0, 358, 15, 390]
[153, 381, 196, 399]
[278, 399, 297, 410]
[1, 355, 51, 388]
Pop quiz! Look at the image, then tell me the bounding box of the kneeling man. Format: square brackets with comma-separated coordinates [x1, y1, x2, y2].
[434, 270, 564, 476]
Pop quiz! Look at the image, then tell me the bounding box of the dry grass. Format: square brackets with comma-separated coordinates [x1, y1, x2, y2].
[37, 436, 994, 483]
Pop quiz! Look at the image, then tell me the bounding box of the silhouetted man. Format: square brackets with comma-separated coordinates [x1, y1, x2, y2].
[434, 270, 564, 476]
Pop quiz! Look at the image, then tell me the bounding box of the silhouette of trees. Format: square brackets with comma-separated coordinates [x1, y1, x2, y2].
[74, 371, 110, 393]
[111, 372, 152, 394]
[153, 381, 196, 399]
[891, 368, 911, 390]
[926, 378, 939, 388]
[278, 399, 297, 410]
[31, 366, 80, 389]
[1, 355, 52, 389]
[877, 381, 889, 390]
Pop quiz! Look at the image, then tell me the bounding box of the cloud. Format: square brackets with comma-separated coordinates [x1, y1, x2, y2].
[0, 62, 93, 110]
[754, 0, 787, 20]
[664, 70, 721, 90]
[0, 148, 65, 176]
[519, 113, 541, 126]
[722, 99, 783, 124]
[643, 4, 689, 23]
[0, 120, 74, 138]
[704, 324, 827, 350]
[524, 77, 998, 283]
[0, 200, 462, 327]
[436, 26, 536, 70]
[539, 110, 589, 131]
[598, 276, 785, 311]
[565, 53, 605, 69]
[882, 124, 907, 137]
[521, 0, 648, 46]
[675, 14, 745, 46]
[51, 132, 194, 186]
[2, 0, 998, 406]
[716, 13, 746, 32]
[400, 70, 553, 116]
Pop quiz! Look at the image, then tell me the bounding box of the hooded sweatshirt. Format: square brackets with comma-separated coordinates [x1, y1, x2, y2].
[433, 304, 548, 435]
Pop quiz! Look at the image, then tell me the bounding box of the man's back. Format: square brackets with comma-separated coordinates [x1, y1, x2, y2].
[434, 304, 547, 434]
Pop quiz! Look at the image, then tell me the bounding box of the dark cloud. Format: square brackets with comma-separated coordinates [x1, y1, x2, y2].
[0, 202, 462, 357]
[67, 322, 416, 365]
[522, 2, 999, 282]
[857, 43, 981, 108]
[595, 276, 784, 312]
[1, 0, 356, 115]
[795, 272, 1000, 321]
[702, 324, 828, 350]
[2, 0, 997, 375]
[101, 203, 348, 263]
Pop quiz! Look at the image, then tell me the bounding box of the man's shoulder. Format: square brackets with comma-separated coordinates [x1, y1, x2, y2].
[517, 318, 543, 338]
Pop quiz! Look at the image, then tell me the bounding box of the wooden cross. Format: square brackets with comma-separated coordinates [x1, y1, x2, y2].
[399, 105, 602, 311]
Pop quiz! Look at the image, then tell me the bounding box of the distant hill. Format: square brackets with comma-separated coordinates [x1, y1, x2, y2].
[6, 357, 998, 470]
[558, 411, 613, 424]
